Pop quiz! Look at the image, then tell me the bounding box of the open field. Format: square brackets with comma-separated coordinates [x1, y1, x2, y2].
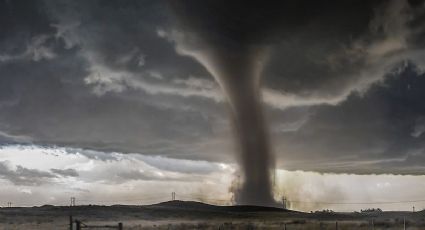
[0, 201, 424, 229]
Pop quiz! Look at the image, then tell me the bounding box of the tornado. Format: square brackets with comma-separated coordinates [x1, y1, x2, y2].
[196, 46, 275, 206]
[170, 1, 293, 206]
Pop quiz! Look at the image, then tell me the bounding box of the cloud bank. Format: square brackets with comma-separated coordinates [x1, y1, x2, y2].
[0, 0, 424, 175]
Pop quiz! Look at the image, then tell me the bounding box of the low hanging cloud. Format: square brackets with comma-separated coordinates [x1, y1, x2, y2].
[50, 168, 79, 177]
[0, 35, 57, 62]
[83, 61, 223, 102]
[135, 154, 224, 175]
[0, 130, 33, 143]
[0, 161, 56, 186]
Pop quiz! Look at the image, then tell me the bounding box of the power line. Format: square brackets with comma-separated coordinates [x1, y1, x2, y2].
[5, 195, 425, 207]
[289, 199, 425, 205]
[78, 195, 170, 203]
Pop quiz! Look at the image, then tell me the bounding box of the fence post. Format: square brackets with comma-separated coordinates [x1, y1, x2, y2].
[69, 216, 73, 230]
[75, 220, 81, 230]
[404, 217, 406, 230]
[118, 222, 123, 230]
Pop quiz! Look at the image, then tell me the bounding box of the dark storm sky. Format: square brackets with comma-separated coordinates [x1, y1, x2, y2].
[1, 0, 425, 174]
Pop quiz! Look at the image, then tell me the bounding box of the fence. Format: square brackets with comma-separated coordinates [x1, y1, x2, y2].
[69, 216, 123, 230]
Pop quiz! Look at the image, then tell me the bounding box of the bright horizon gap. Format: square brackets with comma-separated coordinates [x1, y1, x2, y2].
[1, 144, 425, 212]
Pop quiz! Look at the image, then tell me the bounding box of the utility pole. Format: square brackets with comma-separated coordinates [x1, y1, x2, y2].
[403, 217, 406, 230]
[70, 197, 76, 206]
[171, 192, 176, 201]
[282, 196, 287, 209]
[7, 202, 12, 208]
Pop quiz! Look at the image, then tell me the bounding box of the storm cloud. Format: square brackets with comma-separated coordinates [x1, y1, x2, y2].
[0, 0, 425, 176]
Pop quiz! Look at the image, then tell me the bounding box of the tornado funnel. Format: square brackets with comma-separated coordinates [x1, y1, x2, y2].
[170, 1, 286, 206]
[199, 46, 275, 205]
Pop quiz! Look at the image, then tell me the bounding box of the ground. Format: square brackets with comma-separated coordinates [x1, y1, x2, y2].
[0, 201, 424, 229]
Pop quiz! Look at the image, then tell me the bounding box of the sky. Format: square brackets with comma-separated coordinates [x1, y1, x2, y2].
[1, 0, 425, 211]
